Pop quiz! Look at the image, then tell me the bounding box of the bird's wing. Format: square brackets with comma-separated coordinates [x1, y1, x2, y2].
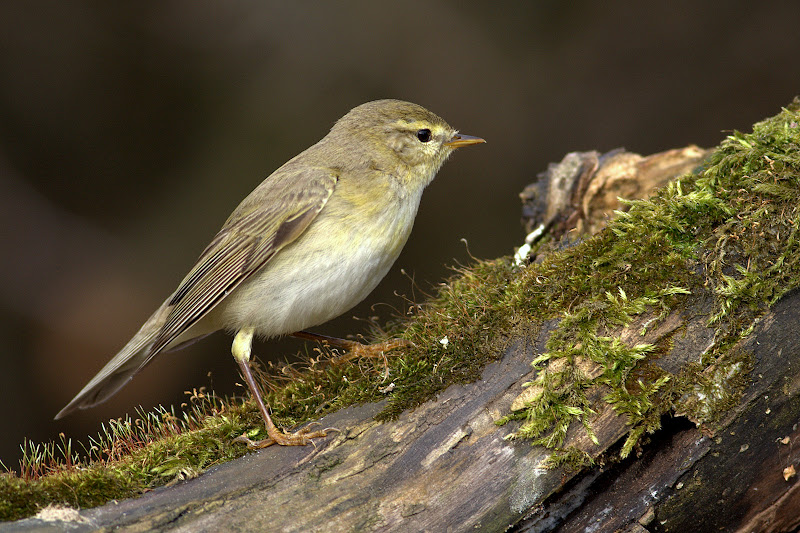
[148, 167, 338, 356]
[54, 167, 337, 419]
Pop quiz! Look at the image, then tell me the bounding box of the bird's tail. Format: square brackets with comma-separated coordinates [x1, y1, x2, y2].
[54, 302, 172, 420]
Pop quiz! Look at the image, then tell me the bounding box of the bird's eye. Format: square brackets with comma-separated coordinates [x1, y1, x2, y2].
[416, 129, 432, 143]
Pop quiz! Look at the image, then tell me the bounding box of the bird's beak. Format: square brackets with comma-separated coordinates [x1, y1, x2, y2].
[445, 133, 486, 148]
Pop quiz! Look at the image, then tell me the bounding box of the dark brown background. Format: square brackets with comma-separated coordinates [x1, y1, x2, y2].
[0, 1, 797, 471]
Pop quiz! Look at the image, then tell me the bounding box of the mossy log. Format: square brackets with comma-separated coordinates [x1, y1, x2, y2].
[12, 297, 800, 533]
[9, 103, 800, 532]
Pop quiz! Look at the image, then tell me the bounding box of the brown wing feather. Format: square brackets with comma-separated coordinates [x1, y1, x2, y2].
[148, 169, 337, 355]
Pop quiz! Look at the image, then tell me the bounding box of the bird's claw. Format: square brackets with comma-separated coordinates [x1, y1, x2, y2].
[233, 423, 333, 449]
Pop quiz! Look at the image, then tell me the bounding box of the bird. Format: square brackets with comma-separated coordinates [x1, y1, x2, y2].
[55, 99, 485, 447]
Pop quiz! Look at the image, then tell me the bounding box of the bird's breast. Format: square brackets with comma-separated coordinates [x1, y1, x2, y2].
[212, 179, 424, 337]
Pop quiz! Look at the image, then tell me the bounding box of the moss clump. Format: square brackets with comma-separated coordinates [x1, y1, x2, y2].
[501, 98, 800, 458]
[0, 391, 251, 521]
[376, 258, 521, 419]
[248, 255, 520, 427]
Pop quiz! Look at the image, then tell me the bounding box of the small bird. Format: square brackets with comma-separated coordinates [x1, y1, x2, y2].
[55, 99, 484, 447]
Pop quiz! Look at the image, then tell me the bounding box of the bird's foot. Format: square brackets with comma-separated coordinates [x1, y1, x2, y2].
[331, 338, 413, 365]
[233, 424, 330, 449]
[292, 331, 412, 361]
[330, 338, 412, 382]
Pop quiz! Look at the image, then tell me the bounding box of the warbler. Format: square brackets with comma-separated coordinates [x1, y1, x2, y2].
[55, 99, 485, 446]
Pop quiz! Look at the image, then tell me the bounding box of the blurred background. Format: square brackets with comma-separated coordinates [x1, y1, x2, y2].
[0, 1, 798, 470]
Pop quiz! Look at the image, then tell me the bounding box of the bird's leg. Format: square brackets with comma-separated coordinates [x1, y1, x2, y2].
[291, 330, 412, 365]
[231, 327, 327, 448]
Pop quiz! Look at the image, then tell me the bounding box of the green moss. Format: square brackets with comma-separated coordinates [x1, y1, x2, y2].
[376, 258, 520, 419]
[4, 99, 800, 520]
[542, 447, 595, 471]
[0, 392, 251, 521]
[673, 348, 753, 426]
[502, 98, 800, 459]
[249, 255, 520, 428]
